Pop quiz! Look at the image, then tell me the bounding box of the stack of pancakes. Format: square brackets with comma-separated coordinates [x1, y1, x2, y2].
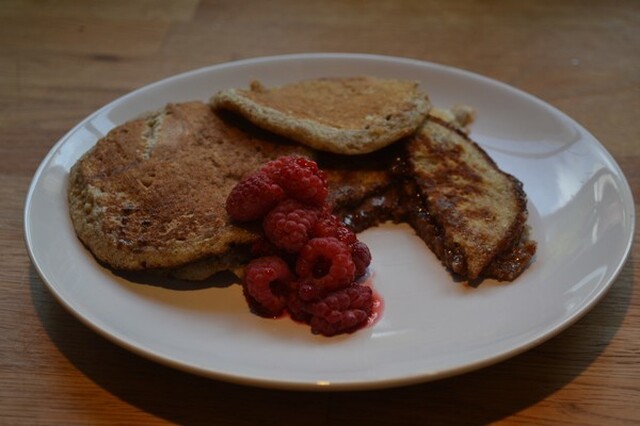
[68, 76, 536, 283]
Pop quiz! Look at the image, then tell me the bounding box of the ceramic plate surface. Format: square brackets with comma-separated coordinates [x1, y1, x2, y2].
[24, 53, 635, 391]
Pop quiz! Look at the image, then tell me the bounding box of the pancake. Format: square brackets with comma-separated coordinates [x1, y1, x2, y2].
[403, 115, 536, 280]
[68, 101, 311, 273]
[210, 76, 430, 155]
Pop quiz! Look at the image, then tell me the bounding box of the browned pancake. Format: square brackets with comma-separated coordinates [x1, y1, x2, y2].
[68, 101, 311, 274]
[211, 77, 430, 155]
[403, 116, 536, 281]
[319, 144, 403, 230]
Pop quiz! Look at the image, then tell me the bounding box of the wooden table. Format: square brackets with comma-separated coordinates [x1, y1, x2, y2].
[2, 1, 638, 424]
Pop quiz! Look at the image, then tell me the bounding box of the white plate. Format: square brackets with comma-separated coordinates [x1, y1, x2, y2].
[24, 53, 635, 391]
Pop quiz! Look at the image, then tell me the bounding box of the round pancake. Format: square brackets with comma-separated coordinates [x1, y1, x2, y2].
[68, 101, 310, 271]
[211, 76, 431, 155]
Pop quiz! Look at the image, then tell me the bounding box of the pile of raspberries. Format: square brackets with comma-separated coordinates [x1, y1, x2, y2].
[225, 156, 374, 336]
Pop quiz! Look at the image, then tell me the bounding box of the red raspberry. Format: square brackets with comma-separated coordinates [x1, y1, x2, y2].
[262, 156, 328, 206]
[226, 172, 285, 222]
[312, 214, 357, 246]
[351, 241, 372, 278]
[243, 256, 293, 317]
[296, 237, 356, 293]
[263, 199, 320, 253]
[286, 293, 311, 323]
[312, 214, 370, 278]
[298, 280, 322, 301]
[307, 284, 373, 336]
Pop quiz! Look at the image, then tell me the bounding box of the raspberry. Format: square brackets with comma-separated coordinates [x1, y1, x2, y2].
[286, 293, 311, 323]
[307, 284, 373, 336]
[351, 241, 372, 278]
[243, 256, 293, 317]
[298, 280, 322, 301]
[308, 284, 373, 314]
[312, 214, 358, 246]
[312, 214, 340, 235]
[226, 172, 285, 222]
[296, 237, 356, 293]
[262, 156, 328, 206]
[312, 214, 370, 278]
[263, 199, 320, 253]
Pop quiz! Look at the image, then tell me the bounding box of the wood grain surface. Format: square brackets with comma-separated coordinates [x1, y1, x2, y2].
[1, 0, 638, 424]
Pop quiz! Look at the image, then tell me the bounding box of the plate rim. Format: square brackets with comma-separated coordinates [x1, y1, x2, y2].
[23, 52, 636, 391]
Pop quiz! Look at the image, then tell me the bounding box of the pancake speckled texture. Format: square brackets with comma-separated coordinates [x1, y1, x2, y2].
[211, 76, 431, 155]
[68, 101, 310, 273]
